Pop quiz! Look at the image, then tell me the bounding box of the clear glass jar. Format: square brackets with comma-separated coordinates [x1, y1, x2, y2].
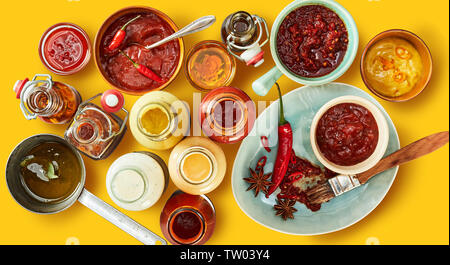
[199, 86, 256, 144]
[221, 11, 259, 52]
[168, 137, 226, 195]
[160, 190, 216, 245]
[14, 74, 81, 124]
[64, 90, 128, 160]
[129, 91, 190, 150]
[106, 152, 169, 211]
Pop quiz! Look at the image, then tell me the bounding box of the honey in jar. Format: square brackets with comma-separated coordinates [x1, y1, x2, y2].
[186, 40, 236, 91]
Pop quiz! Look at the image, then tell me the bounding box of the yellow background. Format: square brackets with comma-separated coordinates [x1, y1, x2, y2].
[0, 0, 448, 245]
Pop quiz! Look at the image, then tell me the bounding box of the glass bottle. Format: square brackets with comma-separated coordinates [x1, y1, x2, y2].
[14, 74, 81, 124]
[64, 89, 128, 160]
[168, 137, 226, 195]
[199, 86, 256, 144]
[160, 190, 216, 245]
[221, 11, 259, 52]
[129, 91, 190, 150]
[106, 151, 169, 211]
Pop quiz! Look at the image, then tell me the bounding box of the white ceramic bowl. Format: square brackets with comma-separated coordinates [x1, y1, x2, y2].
[310, 95, 389, 175]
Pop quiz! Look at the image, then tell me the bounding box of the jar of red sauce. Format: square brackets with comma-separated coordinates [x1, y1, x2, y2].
[13, 74, 81, 124]
[199, 86, 256, 144]
[64, 90, 128, 160]
[160, 190, 215, 245]
[38, 23, 91, 75]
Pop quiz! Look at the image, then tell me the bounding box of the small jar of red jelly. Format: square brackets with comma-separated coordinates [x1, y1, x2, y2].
[160, 190, 216, 245]
[64, 90, 128, 160]
[38, 22, 91, 75]
[199, 86, 256, 144]
[13, 74, 81, 124]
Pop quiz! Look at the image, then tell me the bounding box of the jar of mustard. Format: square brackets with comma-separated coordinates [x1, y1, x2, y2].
[168, 137, 226, 195]
[129, 91, 190, 151]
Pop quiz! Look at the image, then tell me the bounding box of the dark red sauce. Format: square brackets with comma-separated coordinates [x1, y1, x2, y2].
[170, 210, 204, 243]
[316, 103, 379, 166]
[100, 12, 180, 92]
[213, 99, 242, 128]
[276, 5, 348, 77]
[40, 23, 90, 74]
[77, 123, 95, 141]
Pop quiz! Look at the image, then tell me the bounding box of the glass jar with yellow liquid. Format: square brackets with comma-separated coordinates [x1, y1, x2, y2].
[129, 91, 190, 150]
[168, 137, 226, 195]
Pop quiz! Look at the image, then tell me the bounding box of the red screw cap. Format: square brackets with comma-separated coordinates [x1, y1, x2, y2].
[101, 89, 124, 113]
[13, 78, 29, 99]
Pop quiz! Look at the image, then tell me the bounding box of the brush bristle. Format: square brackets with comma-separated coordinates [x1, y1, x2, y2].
[306, 182, 336, 204]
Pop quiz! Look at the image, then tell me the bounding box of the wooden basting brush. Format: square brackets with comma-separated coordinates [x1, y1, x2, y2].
[306, 131, 449, 205]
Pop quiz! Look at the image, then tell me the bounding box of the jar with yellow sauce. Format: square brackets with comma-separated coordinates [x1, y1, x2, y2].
[363, 37, 423, 98]
[129, 91, 190, 150]
[168, 137, 226, 195]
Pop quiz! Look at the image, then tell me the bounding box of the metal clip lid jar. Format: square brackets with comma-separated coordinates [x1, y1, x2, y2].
[13, 74, 81, 124]
[64, 89, 128, 160]
[221, 11, 269, 67]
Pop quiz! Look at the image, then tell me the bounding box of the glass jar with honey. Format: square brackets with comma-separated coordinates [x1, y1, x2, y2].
[64, 89, 128, 160]
[199, 86, 256, 144]
[13, 74, 81, 124]
[168, 137, 226, 195]
[160, 190, 216, 245]
[185, 40, 236, 91]
[129, 91, 190, 151]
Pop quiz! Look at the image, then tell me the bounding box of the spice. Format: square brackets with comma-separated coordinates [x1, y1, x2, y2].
[244, 167, 272, 197]
[108, 15, 141, 51]
[266, 83, 293, 197]
[119, 50, 163, 83]
[274, 198, 297, 220]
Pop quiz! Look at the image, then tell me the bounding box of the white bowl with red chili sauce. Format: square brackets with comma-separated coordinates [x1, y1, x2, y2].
[310, 95, 389, 175]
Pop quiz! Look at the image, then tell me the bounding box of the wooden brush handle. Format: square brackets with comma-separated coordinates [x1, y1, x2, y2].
[356, 131, 449, 184]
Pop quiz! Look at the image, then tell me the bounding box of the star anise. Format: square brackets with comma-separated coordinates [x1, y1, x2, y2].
[274, 198, 297, 220]
[244, 168, 272, 197]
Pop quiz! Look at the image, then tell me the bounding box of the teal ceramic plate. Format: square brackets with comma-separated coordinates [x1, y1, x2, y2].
[231, 83, 400, 235]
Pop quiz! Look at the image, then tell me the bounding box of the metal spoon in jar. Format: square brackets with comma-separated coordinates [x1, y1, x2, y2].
[131, 15, 216, 50]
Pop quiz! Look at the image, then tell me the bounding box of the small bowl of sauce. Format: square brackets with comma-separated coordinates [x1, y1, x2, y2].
[199, 86, 256, 144]
[361, 29, 432, 102]
[185, 40, 236, 91]
[310, 95, 389, 175]
[39, 23, 91, 75]
[160, 190, 216, 245]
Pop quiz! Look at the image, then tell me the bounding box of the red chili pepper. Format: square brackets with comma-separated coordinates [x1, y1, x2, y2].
[108, 15, 141, 51]
[260, 136, 271, 152]
[266, 83, 293, 198]
[120, 50, 163, 83]
[255, 156, 267, 173]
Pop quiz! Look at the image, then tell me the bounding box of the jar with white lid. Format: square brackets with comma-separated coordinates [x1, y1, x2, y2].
[106, 152, 169, 211]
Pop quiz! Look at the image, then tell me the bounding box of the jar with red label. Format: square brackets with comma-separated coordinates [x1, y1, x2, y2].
[13, 74, 81, 124]
[38, 23, 91, 75]
[199, 86, 256, 144]
[160, 190, 216, 245]
[64, 90, 128, 160]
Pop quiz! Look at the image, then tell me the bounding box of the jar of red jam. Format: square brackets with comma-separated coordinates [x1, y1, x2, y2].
[38, 23, 91, 75]
[160, 190, 215, 245]
[13, 74, 81, 124]
[64, 90, 128, 160]
[199, 86, 256, 144]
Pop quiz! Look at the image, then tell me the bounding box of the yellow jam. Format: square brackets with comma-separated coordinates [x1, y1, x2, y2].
[139, 105, 170, 135]
[364, 37, 423, 98]
[181, 152, 212, 183]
